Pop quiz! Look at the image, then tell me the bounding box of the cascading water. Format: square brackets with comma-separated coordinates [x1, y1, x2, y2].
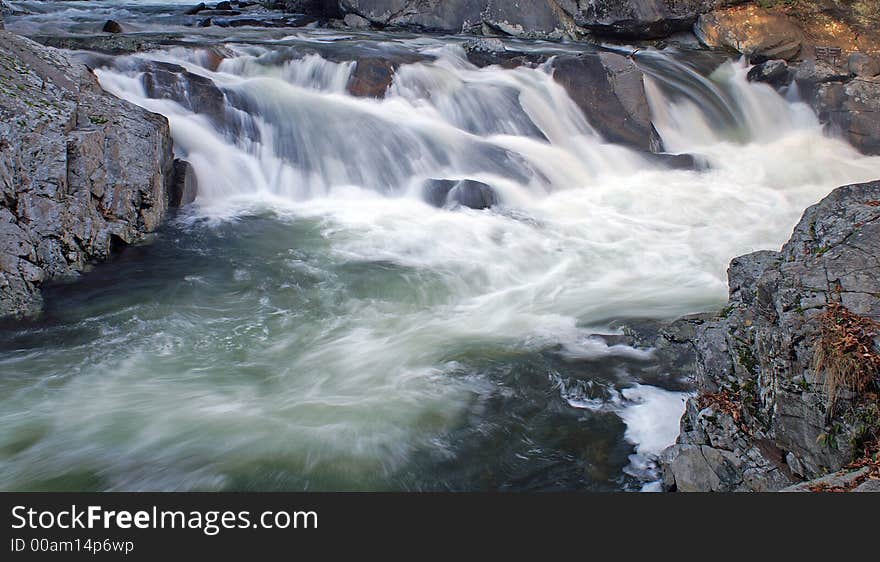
[1, 4, 879, 491]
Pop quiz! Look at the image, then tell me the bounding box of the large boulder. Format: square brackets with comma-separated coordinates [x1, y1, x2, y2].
[337, 0, 485, 33]
[552, 51, 662, 152]
[481, 0, 574, 40]
[695, 5, 804, 62]
[0, 32, 176, 318]
[571, 0, 749, 39]
[660, 180, 880, 491]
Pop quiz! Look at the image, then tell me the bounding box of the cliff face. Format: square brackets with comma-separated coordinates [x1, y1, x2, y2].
[0, 32, 175, 318]
[660, 180, 880, 491]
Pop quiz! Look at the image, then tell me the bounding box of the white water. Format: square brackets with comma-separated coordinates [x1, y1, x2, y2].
[85, 44, 880, 489]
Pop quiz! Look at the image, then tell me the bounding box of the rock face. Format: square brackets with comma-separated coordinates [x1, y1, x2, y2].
[695, 5, 803, 62]
[332, 0, 744, 39]
[0, 32, 175, 318]
[660, 180, 880, 492]
[747, 58, 880, 157]
[552, 51, 662, 153]
[338, 0, 485, 33]
[575, 0, 746, 39]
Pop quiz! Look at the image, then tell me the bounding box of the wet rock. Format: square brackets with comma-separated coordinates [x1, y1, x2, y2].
[552, 52, 662, 153]
[216, 1, 234, 9]
[347, 57, 395, 98]
[171, 160, 199, 208]
[811, 77, 880, 156]
[141, 62, 227, 123]
[424, 179, 498, 210]
[695, 5, 803, 62]
[0, 31, 175, 318]
[102, 20, 123, 34]
[847, 52, 880, 78]
[660, 180, 880, 491]
[746, 59, 792, 90]
[781, 467, 873, 492]
[185, 3, 208, 15]
[346, 53, 428, 98]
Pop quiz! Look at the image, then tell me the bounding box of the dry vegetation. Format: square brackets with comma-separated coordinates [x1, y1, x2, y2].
[812, 302, 880, 416]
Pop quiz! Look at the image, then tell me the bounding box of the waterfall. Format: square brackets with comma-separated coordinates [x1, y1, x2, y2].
[2, 14, 879, 491]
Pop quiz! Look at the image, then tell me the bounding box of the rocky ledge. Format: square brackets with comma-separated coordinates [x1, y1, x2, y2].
[660, 180, 880, 492]
[0, 32, 177, 318]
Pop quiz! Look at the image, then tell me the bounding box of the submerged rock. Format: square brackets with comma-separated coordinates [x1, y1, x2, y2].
[0, 32, 175, 318]
[660, 180, 880, 491]
[424, 179, 498, 210]
[102, 20, 124, 34]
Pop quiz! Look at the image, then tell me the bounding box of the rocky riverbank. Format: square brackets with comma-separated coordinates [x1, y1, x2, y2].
[659, 180, 880, 492]
[0, 31, 177, 318]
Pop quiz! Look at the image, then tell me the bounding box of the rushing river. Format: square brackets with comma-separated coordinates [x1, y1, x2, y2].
[1, 1, 879, 491]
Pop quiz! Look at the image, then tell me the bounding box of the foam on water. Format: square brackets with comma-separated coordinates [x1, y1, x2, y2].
[1, 21, 879, 489]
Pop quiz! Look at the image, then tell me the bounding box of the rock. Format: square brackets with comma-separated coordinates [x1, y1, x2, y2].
[346, 53, 428, 98]
[102, 20, 123, 34]
[216, 1, 233, 9]
[695, 5, 804, 62]
[424, 179, 498, 210]
[462, 37, 505, 55]
[185, 3, 207, 15]
[746, 59, 792, 90]
[660, 180, 880, 491]
[781, 467, 872, 492]
[0, 31, 175, 318]
[140, 62, 227, 123]
[847, 52, 880, 78]
[574, 0, 747, 39]
[338, 0, 485, 33]
[811, 77, 880, 156]
[347, 57, 395, 98]
[552, 52, 662, 153]
[481, 0, 572, 40]
[330, 1, 749, 40]
[171, 159, 199, 207]
[342, 13, 371, 29]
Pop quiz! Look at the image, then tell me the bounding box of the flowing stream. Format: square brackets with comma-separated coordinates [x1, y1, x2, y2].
[1, 1, 879, 491]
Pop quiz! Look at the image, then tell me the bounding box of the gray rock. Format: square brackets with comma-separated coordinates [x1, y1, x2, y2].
[342, 12, 371, 29]
[661, 180, 880, 491]
[781, 467, 872, 492]
[552, 52, 662, 153]
[752, 57, 880, 157]
[848, 52, 880, 78]
[423, 179, 498, 210]
[746, 59, 792, 90]
[333, 1, 741, 39]
[0, 31, 176, 318]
